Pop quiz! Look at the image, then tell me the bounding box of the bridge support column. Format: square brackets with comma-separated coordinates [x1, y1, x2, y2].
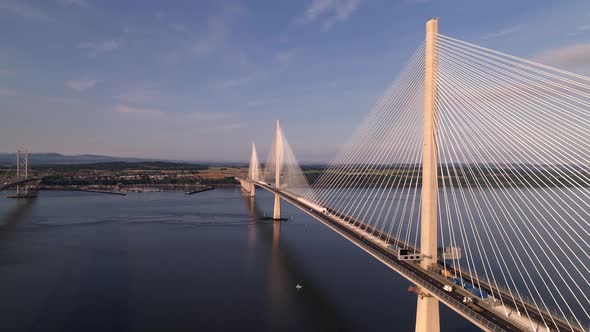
[273, 120, 282, 220]
[248, 143, 259, 197]
[416, 295, 440, 332]
[416, 18, 440, 332]
[273, 194, 281, 219]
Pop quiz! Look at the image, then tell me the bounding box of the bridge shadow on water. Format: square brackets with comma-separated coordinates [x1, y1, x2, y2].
[241, 191, 357, 332]
[0, 197, 36, 231]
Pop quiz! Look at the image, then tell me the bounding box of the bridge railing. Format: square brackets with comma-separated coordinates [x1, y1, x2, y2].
[347, 227, 508, 332]
[445, 265, 584, 331]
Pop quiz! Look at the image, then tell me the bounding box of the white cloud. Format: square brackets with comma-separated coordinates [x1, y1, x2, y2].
[228, 50, 251, 67]
[112, 106, 231, 123]
[302, 0, 361, 30]
[247, 99, 274, 107]
[219, 71, 273, 88]
[47, 96, 78, 103]
[0, 1, 50, 22]
[0, 88, 17, 97]
[170, 23, 186, 32]
[112, 105, 163, 117]
[275, 49, 297, 65]
[218, 50, 295, 90]
[118, 87, 160, 103]
[278, 34, 289, 43]
[190, 18, 229, 57]
[533, 43, 590, 68]
[59, 0, 90, 7]
[481, 24, 524, 40]
[217, 123, 242, 130]
[190, 40, 217, 57]
[79, 39, 120, 57]
[162, 53, 180, 65]
[188, 4, 245, 58]
[187, 111, 229, 120]
[66, 77, 97, 91]
[569, 23, 590, 36]
[221, 76, 255, 88]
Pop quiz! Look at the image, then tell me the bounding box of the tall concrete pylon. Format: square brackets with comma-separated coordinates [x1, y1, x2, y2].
[416, 18, 440, 332]
[248, 142, 259, 197]
[273, 120, 282, 220]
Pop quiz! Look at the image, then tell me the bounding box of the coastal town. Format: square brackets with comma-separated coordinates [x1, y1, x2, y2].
[1, 161, 246, 195]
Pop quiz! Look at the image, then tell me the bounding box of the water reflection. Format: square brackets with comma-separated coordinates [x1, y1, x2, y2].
[0, 198, 35, 230]
[241, 191, 355, 331]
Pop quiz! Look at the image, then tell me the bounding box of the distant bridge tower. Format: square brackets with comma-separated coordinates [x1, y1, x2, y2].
[12, 149, 35, 198]
[16, 150, 29, 195]
[273, 120, 282, 220]
[416, 18, 440, 332]
[247, 142, 261, 197]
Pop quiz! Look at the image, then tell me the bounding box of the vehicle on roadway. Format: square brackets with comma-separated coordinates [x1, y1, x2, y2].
[441, 268, 452, 278]
[467, 302, 484, 313]
[296, 197, 328, 214]
[443, 285, 453, 292]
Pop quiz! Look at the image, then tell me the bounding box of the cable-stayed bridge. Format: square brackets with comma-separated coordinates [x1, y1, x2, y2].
[238, 19, 590, 332]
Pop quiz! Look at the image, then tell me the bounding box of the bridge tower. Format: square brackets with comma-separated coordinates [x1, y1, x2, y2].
[248, 142, 259, 197]
[416, 18, 440, 332]
[273, 120, 282, 220]
[15, 150, 29, 196]
[10, 149, 36, 199]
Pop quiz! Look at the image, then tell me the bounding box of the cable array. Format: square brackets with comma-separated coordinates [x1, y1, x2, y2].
[262, 124, 313, 198]
[298, 36, 590, 330]
[304, 42, 426, 250]
[435, 34, 590, 330]
[247, 143, 262, 182]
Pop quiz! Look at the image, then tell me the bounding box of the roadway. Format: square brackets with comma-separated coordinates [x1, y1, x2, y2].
[244, 179, 577, 332]
[0, 178, 40, 192]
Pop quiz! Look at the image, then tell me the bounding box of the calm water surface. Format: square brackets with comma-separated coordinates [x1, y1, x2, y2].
[0, 188, 476, 332]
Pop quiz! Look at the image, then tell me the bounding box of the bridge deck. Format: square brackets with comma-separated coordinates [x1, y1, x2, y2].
[242, 179, 580, 332]
[0, 178, 40, 192]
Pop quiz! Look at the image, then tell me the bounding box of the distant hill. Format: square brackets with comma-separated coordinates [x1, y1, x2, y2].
[0, 152, 151, 167]
[36, 161, 208, 171]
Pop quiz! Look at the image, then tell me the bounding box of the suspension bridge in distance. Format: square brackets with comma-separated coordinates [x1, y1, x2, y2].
[0, 150, 39, 198]
[239, 19, 590, 332]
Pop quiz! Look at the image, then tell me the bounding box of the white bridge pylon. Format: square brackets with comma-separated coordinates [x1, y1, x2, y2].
[244, 142, 262, 197]
[263, 120, 314, 219]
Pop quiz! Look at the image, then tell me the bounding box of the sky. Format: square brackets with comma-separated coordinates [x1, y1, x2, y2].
[1, 0, 589, 163]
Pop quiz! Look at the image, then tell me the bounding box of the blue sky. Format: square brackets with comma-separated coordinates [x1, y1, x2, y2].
[1, 0, 589, 162]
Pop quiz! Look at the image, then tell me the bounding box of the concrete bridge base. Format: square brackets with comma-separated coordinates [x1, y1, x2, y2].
[415, 295, 440, 332]
[273, 193, 281, 220]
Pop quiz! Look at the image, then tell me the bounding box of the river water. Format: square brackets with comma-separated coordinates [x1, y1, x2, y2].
[0, 188, 477, 332]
